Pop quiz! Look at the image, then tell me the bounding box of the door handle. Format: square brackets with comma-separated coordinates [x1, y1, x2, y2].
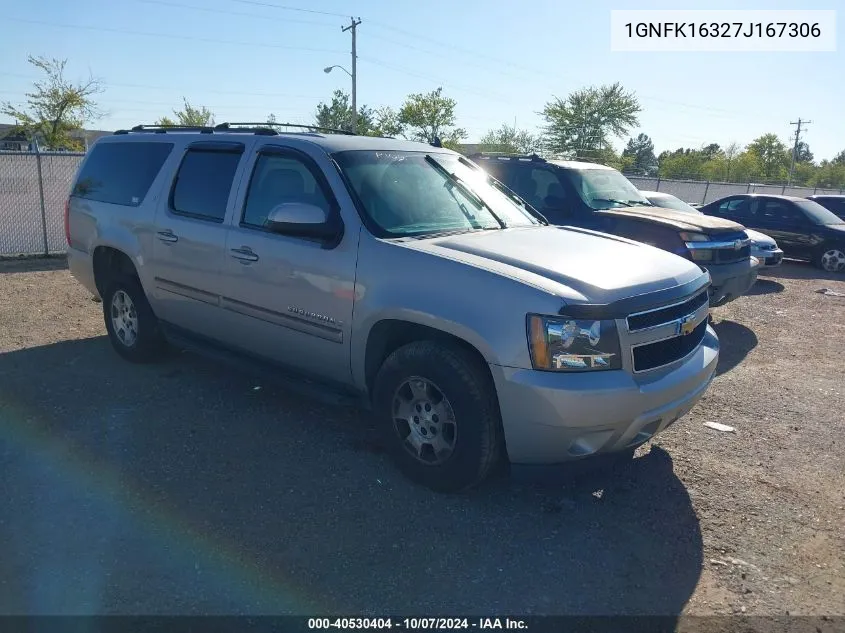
[157, 230, 178, 243]
[230, 247, 259, 262]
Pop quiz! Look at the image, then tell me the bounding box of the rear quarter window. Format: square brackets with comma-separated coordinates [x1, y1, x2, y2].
[72, 142, 174, 206]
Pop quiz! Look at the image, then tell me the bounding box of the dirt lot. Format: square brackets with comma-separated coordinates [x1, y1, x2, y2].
[0, 256, 843, 617]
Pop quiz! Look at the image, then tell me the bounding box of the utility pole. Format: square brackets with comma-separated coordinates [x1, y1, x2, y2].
[788, 118, 812, 186]
[342, 17, 362, 134]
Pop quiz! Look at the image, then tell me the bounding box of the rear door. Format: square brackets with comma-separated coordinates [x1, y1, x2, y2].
[150, 139, 254, 341]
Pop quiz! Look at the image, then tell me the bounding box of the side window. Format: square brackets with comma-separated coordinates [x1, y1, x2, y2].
[720, 198, 751, 218]
[170, 149, 242, 222]
[242, 152, 332, 229]
[72, 142, 173, 206]
[761, 199, 801, 222]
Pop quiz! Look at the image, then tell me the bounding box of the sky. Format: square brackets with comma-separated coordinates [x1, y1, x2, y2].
[1, 0, 843, 159]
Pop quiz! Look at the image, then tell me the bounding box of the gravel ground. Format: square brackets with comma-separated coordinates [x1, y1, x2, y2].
[0, 256, 843, 617]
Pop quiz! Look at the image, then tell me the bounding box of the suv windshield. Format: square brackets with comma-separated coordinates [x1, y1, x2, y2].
[563, 167, 652, 210]
[334, 151, 539, 237]
[794, 199, 845, 225]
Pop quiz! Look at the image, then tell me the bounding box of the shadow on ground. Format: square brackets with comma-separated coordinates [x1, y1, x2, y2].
[711, 319, 758, 376]
[746, 278, 785, 296]
[0, 255, 68, 274]
[0, 337, 703, 616]
[763, 260, 845, 282]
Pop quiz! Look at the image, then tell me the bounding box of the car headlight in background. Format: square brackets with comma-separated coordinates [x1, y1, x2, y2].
[680, 231, 713, 262]
[528, 314, 622, 371]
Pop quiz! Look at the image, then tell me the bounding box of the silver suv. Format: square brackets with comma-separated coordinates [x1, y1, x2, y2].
[66, 123, 720, 491]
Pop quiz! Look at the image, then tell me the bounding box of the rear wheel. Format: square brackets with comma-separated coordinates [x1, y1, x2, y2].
[816, 246, 845, 273]
[102, 276, 167, 363]
[372, 340, 503, 492]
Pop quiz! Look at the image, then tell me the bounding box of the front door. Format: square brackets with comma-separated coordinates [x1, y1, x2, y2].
[750, 198, 815, 259]
[216, 144, 358, 386]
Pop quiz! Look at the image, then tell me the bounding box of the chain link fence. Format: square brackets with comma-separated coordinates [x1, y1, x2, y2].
[0, 151, 83, 257]
[626, 175, 844, 205]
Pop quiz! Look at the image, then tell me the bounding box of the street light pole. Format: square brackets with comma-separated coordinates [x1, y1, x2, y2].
[342, 17, 362, 134]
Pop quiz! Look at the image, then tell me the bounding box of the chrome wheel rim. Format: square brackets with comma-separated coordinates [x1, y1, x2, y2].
[821, 249, 845, 272]
[392, 376, 457, 465]
[110, 290, 138, 347]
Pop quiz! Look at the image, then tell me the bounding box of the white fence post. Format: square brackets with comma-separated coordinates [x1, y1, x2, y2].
[33, 139, 50, 256]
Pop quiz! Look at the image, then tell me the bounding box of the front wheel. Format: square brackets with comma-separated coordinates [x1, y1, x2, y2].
[815, 246, 845, 273]
[372, 340, 503, 492]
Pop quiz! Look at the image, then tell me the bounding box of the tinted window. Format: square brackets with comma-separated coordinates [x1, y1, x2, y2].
[242, 153, 332, 228]
[171, 149, 242, 221]
[812, 197, 845, 218]
[793, 199, 844, 225]
[718, 198, 752, 218]
[72, 142, 173, 206]
[759, 199, 803, 222]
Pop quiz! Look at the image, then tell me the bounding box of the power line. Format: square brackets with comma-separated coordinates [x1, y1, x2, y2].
[3, 17, 345, 54]
[225, 0, 349, 17]
[135, 0, 337, 26]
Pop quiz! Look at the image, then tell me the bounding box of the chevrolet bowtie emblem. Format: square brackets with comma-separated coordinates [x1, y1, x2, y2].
[679, 314, 697, 336]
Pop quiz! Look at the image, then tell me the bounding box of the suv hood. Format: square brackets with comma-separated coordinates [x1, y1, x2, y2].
[399, 225, 705, 305]
[597, 207, 745, 234]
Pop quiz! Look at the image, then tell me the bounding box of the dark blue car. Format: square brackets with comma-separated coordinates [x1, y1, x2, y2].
[699, 194, 845, 273]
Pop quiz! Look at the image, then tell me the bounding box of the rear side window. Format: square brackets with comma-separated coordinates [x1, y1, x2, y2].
[170, 149, 243, 222]
[72, 142, 173, 206]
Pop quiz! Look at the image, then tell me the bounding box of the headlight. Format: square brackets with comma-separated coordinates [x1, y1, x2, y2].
[527, 314, 622, 371]
[679, 231, 713, 262]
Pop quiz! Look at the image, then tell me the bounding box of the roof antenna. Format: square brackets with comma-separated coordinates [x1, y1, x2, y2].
[431, 136, 442, 148]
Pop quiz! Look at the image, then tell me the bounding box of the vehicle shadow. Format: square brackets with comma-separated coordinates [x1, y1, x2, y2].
[710, 319, 758, 376]
[745, 278, 784, 296]
[0, 255, 68, 274]
[0, 337, 703, 618]
[763, 260, 845, 282]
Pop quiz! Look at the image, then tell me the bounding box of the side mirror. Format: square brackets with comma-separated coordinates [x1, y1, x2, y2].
[265, 203, 338, 240]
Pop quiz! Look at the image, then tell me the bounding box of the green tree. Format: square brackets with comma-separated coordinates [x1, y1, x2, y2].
[810, 160, 845, 188]
[314, 89, 376, 133]
[1, 55, 103, 150]
[833, 149, 845, 165]
[541, 82, 640, 160]
[657, 148, 709, 179]
[794, 141, 814, 164]
[156, 98, 214, 126]
[370, 106, 404, 138]
[621, 133, 657, 174]
[746, 133, 789, 181]
[397, 87, 466, 146]
[478, 124, 541, 155]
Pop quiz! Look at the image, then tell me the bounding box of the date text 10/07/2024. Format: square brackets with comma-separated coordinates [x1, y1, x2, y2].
[307, 618, 528, 630]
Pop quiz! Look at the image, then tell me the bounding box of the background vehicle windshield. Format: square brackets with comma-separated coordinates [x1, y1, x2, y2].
[335, 151, 539, 237]
[794, 199, 845, 225]
[646, 193, 702, 215]
[565, 168, 652, 210]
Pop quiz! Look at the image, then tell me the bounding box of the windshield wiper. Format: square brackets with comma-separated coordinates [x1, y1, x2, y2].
[425, 155, 505, 228]
[625, 200, 653, 206]
[592, 198, 632, 208]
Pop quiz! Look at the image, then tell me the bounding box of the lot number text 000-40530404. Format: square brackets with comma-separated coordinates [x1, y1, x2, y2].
[610, 10, 836, 52]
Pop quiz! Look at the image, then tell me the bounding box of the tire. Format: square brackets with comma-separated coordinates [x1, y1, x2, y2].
[815, 245, 845, 273]
[102, 276, 167, 363]
[372, 340, 503, 492]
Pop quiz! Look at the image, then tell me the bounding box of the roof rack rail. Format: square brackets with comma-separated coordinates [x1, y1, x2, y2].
[468, 152, 545, 162]
[214, 122, 355, 135]
[113, 122, 357, 137]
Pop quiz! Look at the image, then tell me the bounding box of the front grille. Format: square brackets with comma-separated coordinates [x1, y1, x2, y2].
[765, 254, 783, 266]
[627, 291, 709, 332]
[633, 320, 708, 372]
[711, 232, 751, 264]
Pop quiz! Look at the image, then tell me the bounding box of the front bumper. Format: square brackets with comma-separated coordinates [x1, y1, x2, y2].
[705, 257, 760, 306]
[752, 246, 784, 267]
[491, 326, 719, 464]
